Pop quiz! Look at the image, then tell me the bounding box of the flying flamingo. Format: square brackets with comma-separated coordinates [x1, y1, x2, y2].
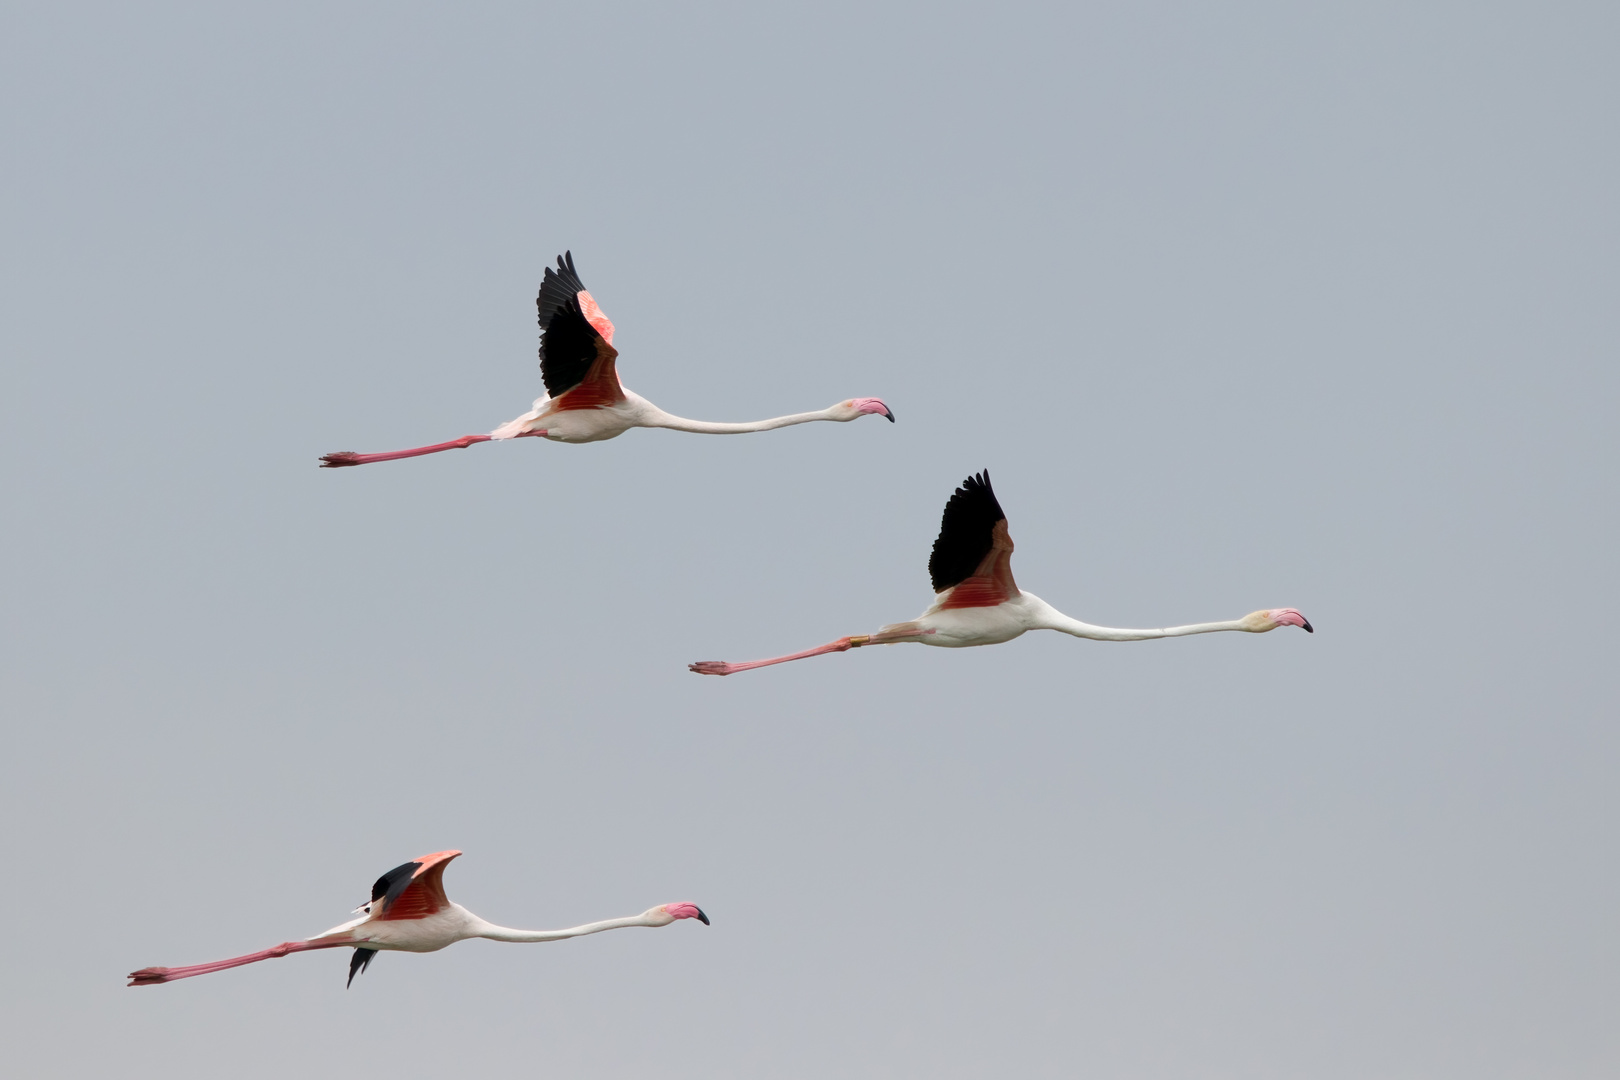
[127, 850, 709, 987]
[689, 470, 1312, 676]
[319, 252, 894, 467]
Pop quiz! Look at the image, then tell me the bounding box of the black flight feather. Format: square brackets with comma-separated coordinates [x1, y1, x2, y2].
[928, 471, 1006, 593]
[535, 251, 587, 326]
[347, 947, 378, 988]
[536, 250, 613, 397]
[370, 859, 422, 914]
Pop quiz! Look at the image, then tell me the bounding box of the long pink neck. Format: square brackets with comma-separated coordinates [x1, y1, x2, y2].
[320, 429, 545, 468]
[127, 937, 352, 986]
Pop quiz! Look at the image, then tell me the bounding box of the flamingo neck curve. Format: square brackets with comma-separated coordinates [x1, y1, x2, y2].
[469, 912, 660, 944]
[636, 404, 840, 435]
[1021, 595, 1250, 641]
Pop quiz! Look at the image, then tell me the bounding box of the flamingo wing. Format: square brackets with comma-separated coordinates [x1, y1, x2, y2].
[537, 251, 623, 409]
[928, 471, 1018, 608]
[369, 849, 461, 922]
[347, 946, 378, 987]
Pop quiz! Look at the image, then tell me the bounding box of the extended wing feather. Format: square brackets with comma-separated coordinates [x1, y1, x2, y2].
[347, 947, 378, 988]
[368, 850, 460, 922]
[927, 471, 1017, 606]
[537, 251, 622, 406]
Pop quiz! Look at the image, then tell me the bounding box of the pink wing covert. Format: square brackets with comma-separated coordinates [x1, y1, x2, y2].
[578, 291, 615, 344]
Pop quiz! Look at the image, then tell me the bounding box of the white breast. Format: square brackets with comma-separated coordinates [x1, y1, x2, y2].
[915, 602, 1030, 647]
[354, 903, 483, 953]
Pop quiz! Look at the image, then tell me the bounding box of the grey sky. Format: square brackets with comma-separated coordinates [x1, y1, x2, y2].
[2, 2, 1616, 1077]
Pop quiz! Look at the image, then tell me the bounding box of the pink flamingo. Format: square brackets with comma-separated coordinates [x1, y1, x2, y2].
[127, 850, 709, 988]
[690, 470, 1312, 676]
[320, 252, 893, 467]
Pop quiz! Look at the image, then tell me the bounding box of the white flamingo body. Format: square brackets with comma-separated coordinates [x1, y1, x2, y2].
[884, 595, 1030, 647]
[322, 252, 892, 467]
[490, 391, 643, 444]
[313, 901, 483, 954]
[316, 901, 687, 952]
[127, 850, 708, 987]
[490, 387, 879, 444]
[888, 592, 1295, 649]
[690, 471, 1313, 676]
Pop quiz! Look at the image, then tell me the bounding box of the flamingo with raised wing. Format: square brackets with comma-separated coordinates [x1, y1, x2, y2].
[320, 252, 893, 467]
[128, 850, 709, 987]
[690, 470, 1312, 676]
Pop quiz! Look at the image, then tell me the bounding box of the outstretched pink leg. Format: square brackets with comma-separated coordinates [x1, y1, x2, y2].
[319, 429, 546, 468]
[689, 627, 932, 676]
[128, 937, 353, 986]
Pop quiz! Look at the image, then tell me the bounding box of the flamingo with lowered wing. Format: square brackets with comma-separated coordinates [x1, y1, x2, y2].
[128, 850, 708, 988]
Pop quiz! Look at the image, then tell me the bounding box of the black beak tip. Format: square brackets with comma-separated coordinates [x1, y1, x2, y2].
[884, 408, 895, 422]
[1302, 620, 1314, 633]
[697, 908, 711, 925]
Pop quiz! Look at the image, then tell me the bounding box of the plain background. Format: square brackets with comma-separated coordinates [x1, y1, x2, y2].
[3, 2, 1616, 1077]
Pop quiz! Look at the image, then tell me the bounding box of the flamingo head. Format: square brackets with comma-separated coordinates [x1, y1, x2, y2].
[836, 397, 895, 422]
[650, 902, 711, 926]
[1242, 608, 1314, 633]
